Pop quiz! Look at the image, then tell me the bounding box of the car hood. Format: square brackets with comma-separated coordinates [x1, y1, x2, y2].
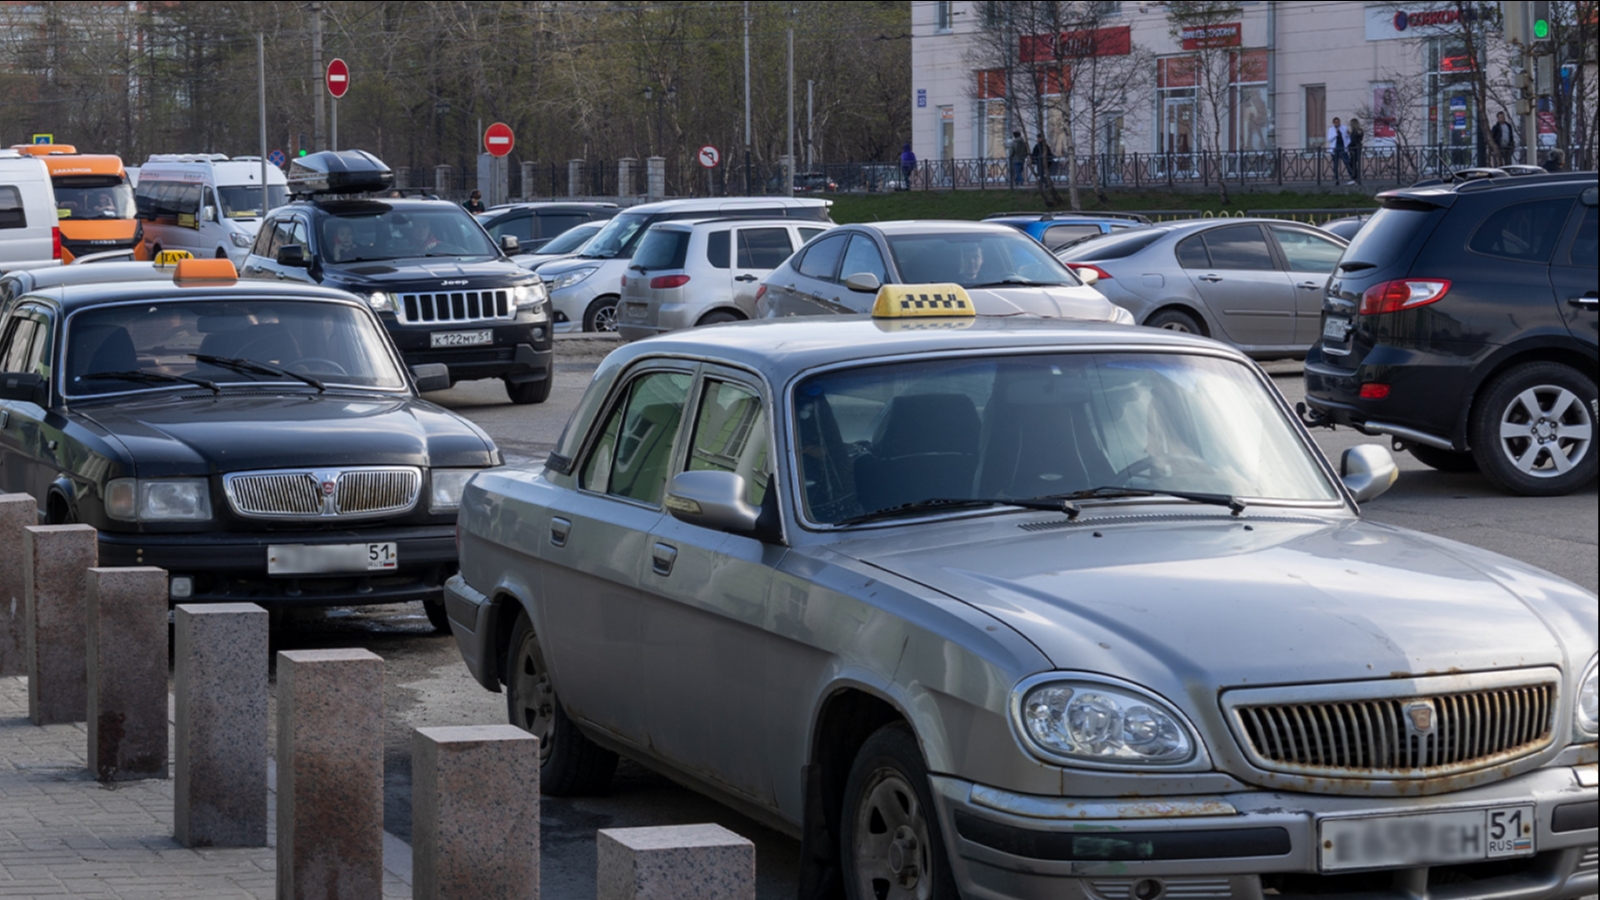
[77, 392, 497, 476]
[967, 285, 1132, 324]
[325, 256, 522, 285]
[850, 513, 1593, 688]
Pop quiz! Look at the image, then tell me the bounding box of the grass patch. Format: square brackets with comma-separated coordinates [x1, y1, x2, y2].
[827, 188, 1379, 224]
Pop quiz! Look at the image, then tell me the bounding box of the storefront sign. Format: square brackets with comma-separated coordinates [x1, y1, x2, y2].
[1179, 22, 1241, 50]
[1020, 25, 1131, 62]
[1365, 3, 1492, 41]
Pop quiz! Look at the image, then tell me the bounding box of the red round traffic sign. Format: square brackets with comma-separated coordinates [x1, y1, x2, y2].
[697, 145, 721, 168]
[326, 58, 349, 99]
[484, 122, 515, 158]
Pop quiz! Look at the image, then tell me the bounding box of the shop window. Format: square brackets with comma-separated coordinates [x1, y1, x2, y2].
[1304, 85, 1326, 148]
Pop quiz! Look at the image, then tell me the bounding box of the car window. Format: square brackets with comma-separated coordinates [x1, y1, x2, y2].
[1042, 224, 1102, 250]
[0, 186, 25, 229]
[289, 218, 309, 249]
[539, 222, 602, 255]
[488, 214, 534, 243]
[0, 318, 38, 372]
[580, 370, 693, 506]
[1175, 235, 1210, 268]
[1064, 228, 1164, 262]
[839, 234, 889, 285]
[537, 213, 593, 238]
[686, 380, 770, 507]
[270, 221, 295, 256]
[253, 218, 281, 257]
[1201, 225, 1275, 270]
[736, 227, 795, 269]
[1468, 198, 1575, 263]
[706, 230, 731, 269]
[1568, 205, 1597, 268]
[1268, 225, 1345, 273]
[886, 230, 1083, 287]
[632, 229, 691, 270]
[798, 227, 827, 243]
[795, 234, 848, 280]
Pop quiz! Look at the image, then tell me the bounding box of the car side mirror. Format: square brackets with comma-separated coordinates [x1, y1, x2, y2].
[665, 470, 763, 536]
[276, 244, 308, 268]
[1341, 444, 1398, 503]
[410, 363, 450, 394]
[202, 206, 218, 223]
[499, 234, 521, 255]
[1072, 266, 1099, 286]
[843, 272, 881, 293]
[0, 372, 45, 405]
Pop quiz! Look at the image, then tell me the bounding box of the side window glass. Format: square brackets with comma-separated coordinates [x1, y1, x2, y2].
[0, 186, 25, 230]
[838, 234, 889, 285]
[736, 227, 797, 269]
[0, 319, 38, 373]
[706, 230, 731, 268]
[271, 221, 295, 256]
[1175, 234, 1210, 268]
[22, 313, 51, 378]
[1568, 205, 1597, 268]
[1268, 225, 1346, 273]
[253, 219, 279, 257]
[580, 370, 693, 506]
[1042, 224, 1100, 250]
[798, 227, 826, 244]
[795, 234, 848, 281]
[1202, 225, 1275, 270]
[490, 215, 534, 243]
[289, 218, 310, 250]
[687, 380, 770, 507]
[1468, 198, 1574, 263]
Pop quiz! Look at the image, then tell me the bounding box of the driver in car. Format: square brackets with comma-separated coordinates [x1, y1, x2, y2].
[956, 243, 986, 283]
[328, 222, 359, 262]
[409, 218, 443, 255]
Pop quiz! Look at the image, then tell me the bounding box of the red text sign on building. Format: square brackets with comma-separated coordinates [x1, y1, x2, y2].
[326, 58, 349, 99]
[484, 122, 515, 158]
[1180, 22, 1242, 50]
[1019, 25, 1131, 63]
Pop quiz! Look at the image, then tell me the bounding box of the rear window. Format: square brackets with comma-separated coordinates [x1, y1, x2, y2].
[632, 228, 691, 270]
[1042, 223, 1102, 250]
[1467, 198, 1574, 263]
[1061, 228, 1163, 261]
[1341, 206, 1439, 270]
[0, 186, 24, 229]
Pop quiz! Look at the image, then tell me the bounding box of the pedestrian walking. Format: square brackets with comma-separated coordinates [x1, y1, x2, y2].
[1327, 117, 1353, 184]
[1031, 136, 1055, 184]
[1543, 149, 1565, 172]
[899, 143, 917, 190]
[1008, 130, 1029, 187]
[1491, 112, 1517, 167]
[1347, 117, 1364, 184]
[463, 190, 485, 213]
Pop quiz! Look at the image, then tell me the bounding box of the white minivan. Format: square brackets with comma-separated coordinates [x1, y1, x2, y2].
[0, 150, 60, 273]
[134, 154, 288, 264]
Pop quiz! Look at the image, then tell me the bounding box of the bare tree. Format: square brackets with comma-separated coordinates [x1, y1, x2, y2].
[1356, 68, 1429, 175]
[1056, 6, 1152, 205]
[1165, 0, 1244, 204]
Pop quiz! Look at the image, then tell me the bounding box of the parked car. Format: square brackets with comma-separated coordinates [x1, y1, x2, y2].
[0, 258, 500, 630]
[134, 153, 290, 265]
[508, 220, 605, 272]
[476, 202, 617, 253]
[767, 171, 839, 193]
[0, 149, 60, 273]
[1058, 218, 1349, 359]
[443, 295, 1598, 899]
[985, 210, 1152, 251]
[1303, 171, 1597, 495]
[538, 197, 832, 333]
[10, 143, 144, 263]
[1, 259, 176, 320]
[615, 217, 831, 341]
[757, 221, 1131, 323]
[239, 150, 555, 404]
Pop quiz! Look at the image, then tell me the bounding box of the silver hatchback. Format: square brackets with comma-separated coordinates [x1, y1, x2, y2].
[616, 218, 831, 342]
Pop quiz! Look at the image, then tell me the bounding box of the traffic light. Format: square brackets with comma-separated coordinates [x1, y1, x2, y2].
[1531, 0, 1550, 40]
[298, 150, 308, 157]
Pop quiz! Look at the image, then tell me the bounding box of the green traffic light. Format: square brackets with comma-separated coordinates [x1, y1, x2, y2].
[298, 149, 308, 157]
[1534, 18, 1549, 38]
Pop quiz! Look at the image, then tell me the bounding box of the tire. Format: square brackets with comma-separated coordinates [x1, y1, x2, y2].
[421, 598, 450, 633]
[503, 611, 617, 795]
[504, 375, 552, 405]
[1470, 362, 1597, 496]
[840, 723, 958, 900]
[216, 248, 230, 259]
[583, 295, 620, 333]
[1146, 308, 1203, 335]
[1408, 444, 1479, 473]
[696, 309, 742, 327]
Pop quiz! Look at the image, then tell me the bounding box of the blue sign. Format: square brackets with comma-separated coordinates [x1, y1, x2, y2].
[917, 89, 927, 109]
[31, 133, 52, 144]
[267, 149, 287, 167]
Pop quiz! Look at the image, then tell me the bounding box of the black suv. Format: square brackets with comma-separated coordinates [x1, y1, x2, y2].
[1304, 172, 1597, 495]
[476, 201, 617, 252]
[241, 151, 554, 404]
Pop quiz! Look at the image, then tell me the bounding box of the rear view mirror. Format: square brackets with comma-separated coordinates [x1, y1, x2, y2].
[276, 245, 308, 268]
[202, 206, 218, 223]
[1341, 444, 1398, 503]
[0, 372, 45, 405]
[843, 272, 881, 293]
[1072, 266, 1100, 286]
[500, 234, 521, 255]
[410, 363, 450, 393]
[665, 471, 761, 535]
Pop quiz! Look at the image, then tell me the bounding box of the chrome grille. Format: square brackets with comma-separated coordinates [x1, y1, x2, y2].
[398, 290, 511, 323]
[225, 472, 321, 516]
[224, 467, 421, 520]
[1235, 682, 1555, 777]
[336, 469, 421, 515]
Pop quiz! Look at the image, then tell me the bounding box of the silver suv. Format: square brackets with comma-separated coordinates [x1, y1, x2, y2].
[615, 217, 831, 342]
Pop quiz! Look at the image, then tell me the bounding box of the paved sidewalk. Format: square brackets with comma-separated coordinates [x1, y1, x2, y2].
[0, 676, 413, 899]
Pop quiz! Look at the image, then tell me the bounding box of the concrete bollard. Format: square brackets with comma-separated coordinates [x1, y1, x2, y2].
[646, 157, 666, 201]
[0, 493, 34, 677]
[277, 648, 385, 900]
[413, 725, 541, 900]
[175, 603, 269, 848]
[86, 567, 169, 782]
[597, 824, 756, 900]
[23, 523, 97, 725]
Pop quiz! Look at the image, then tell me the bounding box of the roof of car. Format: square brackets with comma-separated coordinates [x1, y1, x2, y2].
[833, 220, 1035, 236]
[985, 211, 1152, 224]
[651, 216, 832, 231]
[484, 202, 620, 214]
[3, 262, 176, 290]
[15, 278, 363, 315]
[617, 196, 831, 215]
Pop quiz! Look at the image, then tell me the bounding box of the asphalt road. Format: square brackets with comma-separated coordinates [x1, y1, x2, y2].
[269, 343, 1596, 900]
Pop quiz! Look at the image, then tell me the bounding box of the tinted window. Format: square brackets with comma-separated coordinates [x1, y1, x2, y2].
[1342, 206, 1439, 269]
[0, 318, 38, 372]
[799, 227, 827, 243]
[796, 234, 848, 280]
[580, 370, 692, 505]
[1569, 205, 1597, 268]
[686, 380, 770, 506]
[1202, 225, 1275, 270]
[632, 228, 691, 270]
[487, 214, 534, 243]
[1175, 235, 1210, 268]
[706, 230, 731, 268]
[839, 234, 889, 284]
[0, 186, 25, 229]
[736, 227, 795, 269]
[539, 222, 603, 255]
[53, 175, 135, 220]
[1062, 228, 1163, 261]
[581, 212, 651, 259]
[319, 206, 498, 261]
[536, 213, 594, 238]
[1042, 224, 1101, 250]
[1468, 198, 1574, 263]
[1268, 225, 1345, 273]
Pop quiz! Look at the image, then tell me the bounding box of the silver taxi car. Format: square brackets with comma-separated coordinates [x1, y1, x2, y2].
[444, 286, 1598, 900]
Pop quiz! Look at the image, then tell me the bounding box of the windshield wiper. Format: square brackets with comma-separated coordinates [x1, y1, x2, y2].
[966, 277, 1064, 288]
[1053, 486, 1246, 516]
[191, 353, 325, 392]
[79, 370, 220, 394]
[835, 495, 1077, 526]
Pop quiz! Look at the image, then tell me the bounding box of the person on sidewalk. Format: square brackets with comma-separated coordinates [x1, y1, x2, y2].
[1031, 135, 1055, 184]
[1491, 111, 1517, 167]
[463, 190, 485, 214]
[1008, 130, 1029, 187]
[1347, 117, 1364, 184]
[1327, 117, 1352, 184]
[899, 143, 916, 190]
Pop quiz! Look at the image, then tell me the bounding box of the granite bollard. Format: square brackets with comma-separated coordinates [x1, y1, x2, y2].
[86, 567, 169, 781]
[23, 523, 98, 725]
[413, 724, 541, 900]
[597, 824, 756, 900]
[277, 648, 385, 900]
[175, 602, 269, 848]
[0, 492, 35, 676]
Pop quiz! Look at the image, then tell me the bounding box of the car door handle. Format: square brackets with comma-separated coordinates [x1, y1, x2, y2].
[0, 410, 8, 429]
[1570, 296, 1599, 309]
[735, 274, 759, 283]
[651, 542, 678, 577]
[1199, 274, 1224, 283]
[550, 517, 571, 547]
[1298, 281, 1323, 290]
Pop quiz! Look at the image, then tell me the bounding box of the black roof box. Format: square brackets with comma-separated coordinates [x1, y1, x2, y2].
[288, 149, 394, 196]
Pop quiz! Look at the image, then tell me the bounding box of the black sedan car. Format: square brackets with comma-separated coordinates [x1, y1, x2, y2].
[0, 259, 500, 628]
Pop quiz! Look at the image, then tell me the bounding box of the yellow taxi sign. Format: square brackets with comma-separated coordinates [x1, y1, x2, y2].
[871, 283, 975, 319]
[153, 249, 194, 268]
[173, 258, 238, 286]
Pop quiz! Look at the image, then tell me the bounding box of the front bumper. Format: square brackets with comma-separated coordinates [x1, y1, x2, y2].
[385, 316, 553, 382]
[96, 525, 457, 608]
[933, 765, 1598, 900]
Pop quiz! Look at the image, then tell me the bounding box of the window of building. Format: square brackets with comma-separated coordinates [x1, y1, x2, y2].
[935, 0, 953, 32]
[977, 69, 1009, 160]
[1231, 49, 1269, 152]
[1427, 37, 1478, 161]
[1102, 113, 1126, 156]
[1157, 56, 1198, 155]
[1304, 84, 1327, 148]
[939, 105, 956, 160]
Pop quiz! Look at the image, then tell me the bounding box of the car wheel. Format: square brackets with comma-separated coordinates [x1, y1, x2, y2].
[422, 598, 449, 633]
[583, 296, 620, 333]
[840, 723, 958, 900]
[504, 376, 552, 405]
[696, 309, 742, 327]
[1470, 362, 1597, 496]
[1146, 308, 1203, 334]
[503, 610, 617, 795]
[215, 248, 229, 259]
[1407, 444, 1479, 473]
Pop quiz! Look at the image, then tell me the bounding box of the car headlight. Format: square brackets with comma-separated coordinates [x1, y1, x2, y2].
[105, 477, 213, 522]
[1578, 656, 1599, 740]
[368, 291, 396, 313]
[1015, 676, 1198, 766]
[548, 266, 598, 291]
[513, 282, 549, 322]
[429, 469, 480, 514]
[229, 232, 254, 249]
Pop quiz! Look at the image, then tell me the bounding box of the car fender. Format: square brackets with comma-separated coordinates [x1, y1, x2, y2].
[1453, 331, 1600, 447]
[1142, 298, 1217, 334]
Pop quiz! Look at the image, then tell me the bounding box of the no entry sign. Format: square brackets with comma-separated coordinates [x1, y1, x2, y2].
[484, 122, 515, 158]
[326, 58, 349, 99]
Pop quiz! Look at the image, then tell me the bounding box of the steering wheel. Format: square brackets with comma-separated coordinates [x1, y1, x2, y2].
[286, 358, 349, 377]
[1114, 453, 1216, 486]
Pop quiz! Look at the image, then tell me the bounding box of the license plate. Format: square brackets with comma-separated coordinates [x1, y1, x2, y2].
[268, 543, 399, 575]
[1322, 316, 1352, 341]
[1319, 805, 1534, 872]
[624, 302, 649, 319]
[429, 330, 493, 348]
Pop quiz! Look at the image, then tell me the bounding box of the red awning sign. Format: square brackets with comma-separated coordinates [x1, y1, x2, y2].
[326, 58, 349, 99]
[485, 122, 515, 158]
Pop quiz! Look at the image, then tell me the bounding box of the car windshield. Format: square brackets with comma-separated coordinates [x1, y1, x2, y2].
[64, 298, 407, 397]
[53, 176, 136, 220]
[579, 212, 650, 259]
[885, 230, 1083, 288]
[539, 222, 603, 254]
[217, 185, 289, 219]
[793, 352, 1338, 525]
[320, 206, 499, 262]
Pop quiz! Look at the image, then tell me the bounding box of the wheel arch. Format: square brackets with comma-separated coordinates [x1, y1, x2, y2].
[488, 584, 538, 689]
[46, 477, 79, 524]
[1142, 302, 1213, 337]
[1456, 338, 1598, 449]
[696, 306, 748, 326]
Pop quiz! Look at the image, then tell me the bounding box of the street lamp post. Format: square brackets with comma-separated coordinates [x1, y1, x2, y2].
[643, 84, 677, 160]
